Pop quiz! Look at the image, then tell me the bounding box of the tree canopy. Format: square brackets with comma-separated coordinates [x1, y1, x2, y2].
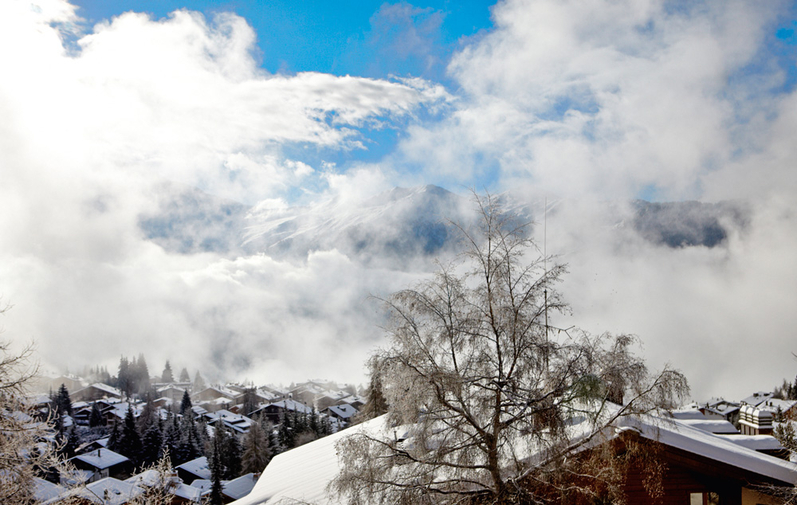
[333, 194, 689, 504]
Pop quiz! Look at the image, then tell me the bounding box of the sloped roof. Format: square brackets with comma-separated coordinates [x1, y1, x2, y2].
[223, 473, 259, 500]
[229, 416, 386, 505]
[43, 477, 141, 505]
[70, 448, 129, 470]
[677, 418, 739, 434]
[176, 456, 212, 480]
[229, 411, 797, 505]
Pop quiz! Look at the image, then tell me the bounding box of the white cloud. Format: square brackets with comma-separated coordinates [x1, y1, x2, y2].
[0, 1, 444, 385]
[400, 0, 784, 201]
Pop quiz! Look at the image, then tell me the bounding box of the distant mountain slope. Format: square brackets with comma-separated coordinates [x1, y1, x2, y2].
[138, 184, 750, 260]
[243, 185, 474, 267]
[631, 200, 749, 248]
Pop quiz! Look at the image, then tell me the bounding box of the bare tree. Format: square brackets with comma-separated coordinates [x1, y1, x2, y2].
[0, 303, 77, 504]
[332, 194, 688, 504]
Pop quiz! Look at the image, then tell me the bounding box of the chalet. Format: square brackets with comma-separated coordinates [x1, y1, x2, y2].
[176, 456, 211, 485]
[43, 477, 143, 505]
[192, 386, 242, 412]
[69, 448, 132, 482]
[253, 399, 314, 424]
[321, 404, 358, 423]
[35, 374, 84, 395]
[204, 409, 255, 435]
[222, 473, 259, 502]
[758, 398, 797, 421]
[226, 412, 797, 505]
[699, 397, 741, 426]
[157, 384, 188, 403]
[125, 469, 202, 503]
[72, 383, 123, 403]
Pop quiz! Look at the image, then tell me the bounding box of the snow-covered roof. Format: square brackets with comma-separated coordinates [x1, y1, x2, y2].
[620, 414, 797, 484]
[104, 402, 141, 420]
[325, 404, 359, 420]
[88, 383, 123, 397]
[176, 456, 212, 480]
[70, 448, 129, 470]
[223, 473, 259, 500]
[230, 411, 797, 505]
[187, 478, 214, 493]
[669, 406, 706, 420]
[265, 399, 315, 415]
[757, 399, 797, 414]
[44, 477, 142, 505]
[125, 470, 203, 502]
[741, 391, 775, 407]
[723, 434, 785, 452]
[229, 416, 387, 505]
[678, 418, 739, 434]
[34, 478, 64, 502]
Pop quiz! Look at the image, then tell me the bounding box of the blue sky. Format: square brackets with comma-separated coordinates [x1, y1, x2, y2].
[72, 1, 494, 80]
[67, 0, 496, 197]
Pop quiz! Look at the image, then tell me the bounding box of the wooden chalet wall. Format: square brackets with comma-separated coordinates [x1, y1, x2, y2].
[623, 441, 787, 505]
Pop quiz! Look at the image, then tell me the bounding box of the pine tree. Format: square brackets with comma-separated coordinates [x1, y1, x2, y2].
[209, 430, 225, 505]
[179, 367, 190, 383]
[180, 390, 193, 416]
[117, 356, 132, 398]
[161, 361, 174, 384]
[141, 421, 164, 468]
[118, 406, 143, 466]
[241, 421, 271, 474]
[54, 383, 73, 418]
[278, 410, 294, 450]
[177, 415, 204, 463]
[791, 375, 797, 401]
[89, 402, 104, 428]
[136, 353, 151, 396]
[163, 414, 182, 464]
[58, 423, 80, 459]
[193, 371, 206, 392]
[242, 387, 258, 417]
[223, 428, 242, 479]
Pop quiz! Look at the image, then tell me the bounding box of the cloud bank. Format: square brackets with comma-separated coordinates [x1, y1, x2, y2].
[1, 0, 796, 399]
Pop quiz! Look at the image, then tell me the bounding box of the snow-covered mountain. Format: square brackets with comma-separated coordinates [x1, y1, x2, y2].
[138, 184, 749, 262]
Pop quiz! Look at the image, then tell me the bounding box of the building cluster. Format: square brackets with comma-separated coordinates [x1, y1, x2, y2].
[27, 374, 366, 504]
[231, 391, 797, 505]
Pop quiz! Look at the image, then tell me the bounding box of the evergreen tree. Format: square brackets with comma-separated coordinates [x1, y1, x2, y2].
[58, 424, 80, 459]
[135, 353, 151, 396]
[241, 421, 270, 474]
[137, 394, 158, 433]
[209, 430, 225, 505]
[179, 367, 190, 383]
[117, 406, 143, 466]
[161, 361, 174, 384]
[309, 408, 320, 436]
[223, 428, 242, 479]
[54, 383, 73, 418]
[359, 356, 388, 421]
[278, 410, 294, 450]
[177, 415, 204, 463]
[89, 402, 104, 428]
[163, 414, 182, 464]
[242, 387, 258, 417]
[792, 375, 797, 401]
[117, 356, 132, 398]
[180, 390, 193, 416]
[141, 421, 164, 468]
[108, 419, 122, 453]
[193, 371, 206, 392]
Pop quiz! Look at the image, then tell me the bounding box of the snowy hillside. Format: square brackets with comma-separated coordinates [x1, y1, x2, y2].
[138, 184, 749, 262]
